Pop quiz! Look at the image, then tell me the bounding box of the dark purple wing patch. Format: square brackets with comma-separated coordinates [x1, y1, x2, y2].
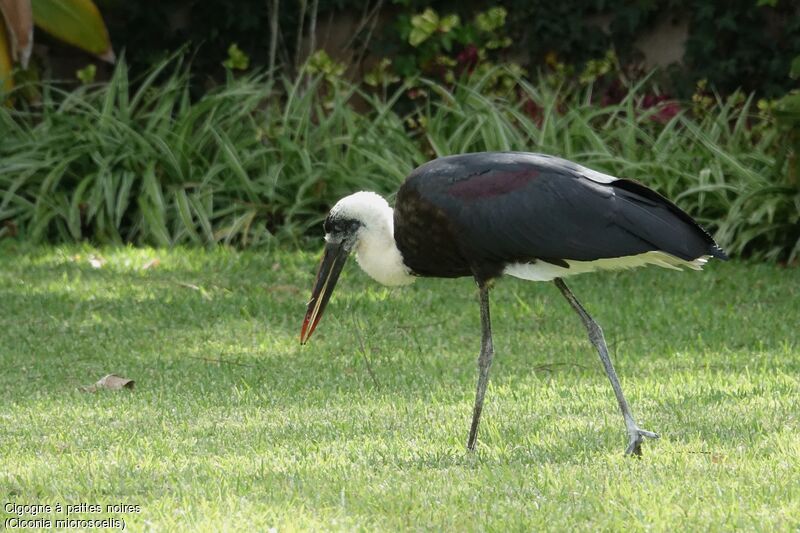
[399, 152, 726, 268]
[447, 169, 539, 200]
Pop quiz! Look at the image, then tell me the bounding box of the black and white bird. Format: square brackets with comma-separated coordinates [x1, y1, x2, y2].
[300, 151, 727, 455]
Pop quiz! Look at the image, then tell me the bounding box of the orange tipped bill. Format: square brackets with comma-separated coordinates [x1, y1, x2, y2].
[300, 241, 349, 344]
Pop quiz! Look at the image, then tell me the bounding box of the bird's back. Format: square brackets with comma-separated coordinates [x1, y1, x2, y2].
[394, 152, 726, 281]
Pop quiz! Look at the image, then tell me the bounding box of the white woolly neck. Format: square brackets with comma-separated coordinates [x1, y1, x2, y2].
[329, 192, 415, 287]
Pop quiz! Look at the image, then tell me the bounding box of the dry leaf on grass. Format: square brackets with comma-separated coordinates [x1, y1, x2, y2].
[142, 258, 160, 270]
[81, 374, 135, 392]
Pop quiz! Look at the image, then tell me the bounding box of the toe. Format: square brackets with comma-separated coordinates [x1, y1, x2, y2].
[640, 429, 660, 439]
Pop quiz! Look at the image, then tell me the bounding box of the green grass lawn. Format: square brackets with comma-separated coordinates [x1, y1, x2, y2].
[1, 243, 798, 531]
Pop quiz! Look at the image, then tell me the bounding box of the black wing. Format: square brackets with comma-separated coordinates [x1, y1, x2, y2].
[397, 152, 726, 278]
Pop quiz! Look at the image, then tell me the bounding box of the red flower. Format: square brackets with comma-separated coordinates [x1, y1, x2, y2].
[641, 93, 681, 123]
[651, 100, 680, 123]
[456, 44, 479, 74]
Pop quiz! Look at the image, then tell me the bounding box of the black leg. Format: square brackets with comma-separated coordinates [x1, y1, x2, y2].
[554, 278, 659, 456]
[467, 281, 494, 451]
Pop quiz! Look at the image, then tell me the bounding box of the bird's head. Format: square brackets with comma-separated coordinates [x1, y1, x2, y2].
[300, 192, 392, 344]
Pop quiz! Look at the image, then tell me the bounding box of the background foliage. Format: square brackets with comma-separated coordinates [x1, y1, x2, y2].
[88, 0, 800, 97]
[2, 58, 798, 260]
[1, 1, 799, 261]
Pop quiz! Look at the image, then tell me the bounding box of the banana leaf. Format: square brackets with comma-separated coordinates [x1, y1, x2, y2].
[32, 0, 113, 62]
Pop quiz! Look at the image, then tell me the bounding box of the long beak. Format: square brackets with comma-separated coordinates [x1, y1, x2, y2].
[300, 241, 350, 345]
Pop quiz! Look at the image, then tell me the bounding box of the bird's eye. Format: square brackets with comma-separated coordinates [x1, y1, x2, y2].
[331, 219, 361, 234]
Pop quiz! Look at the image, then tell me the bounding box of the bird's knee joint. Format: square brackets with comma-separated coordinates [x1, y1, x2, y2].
[587, 322, 603, 341]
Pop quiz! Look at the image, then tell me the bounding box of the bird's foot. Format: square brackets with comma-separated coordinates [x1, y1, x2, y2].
[625, 427, 659, 457]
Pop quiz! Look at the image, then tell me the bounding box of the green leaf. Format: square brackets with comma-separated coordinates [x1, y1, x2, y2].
[475, 7, 506, 32]
[439, 14, 459, 33]
[409, 8, 438, 47]
[75, 62, 95, 84]
[174, 188, 200, 243]
[222, 43, 249, 71]
[304, 49, 344, 78]
[790, 54, 800, 80]
[31, 0, 114, 62]
[773, 91, 800, 121]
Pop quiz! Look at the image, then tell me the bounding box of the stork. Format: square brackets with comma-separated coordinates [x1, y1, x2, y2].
[300, 152, 727, 455]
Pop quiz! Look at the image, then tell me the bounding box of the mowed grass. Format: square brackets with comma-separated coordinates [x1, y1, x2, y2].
[0, 243, 798, 531]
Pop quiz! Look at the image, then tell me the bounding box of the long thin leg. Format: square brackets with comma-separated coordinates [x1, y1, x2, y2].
[554, 278, 659, 456]
[467, 281, 494, 451]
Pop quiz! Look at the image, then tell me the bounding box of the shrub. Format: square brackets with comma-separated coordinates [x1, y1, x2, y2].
[27, 1, 796, 100]
[0, 58, 423, 246]
[1, 58, 797, 261]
